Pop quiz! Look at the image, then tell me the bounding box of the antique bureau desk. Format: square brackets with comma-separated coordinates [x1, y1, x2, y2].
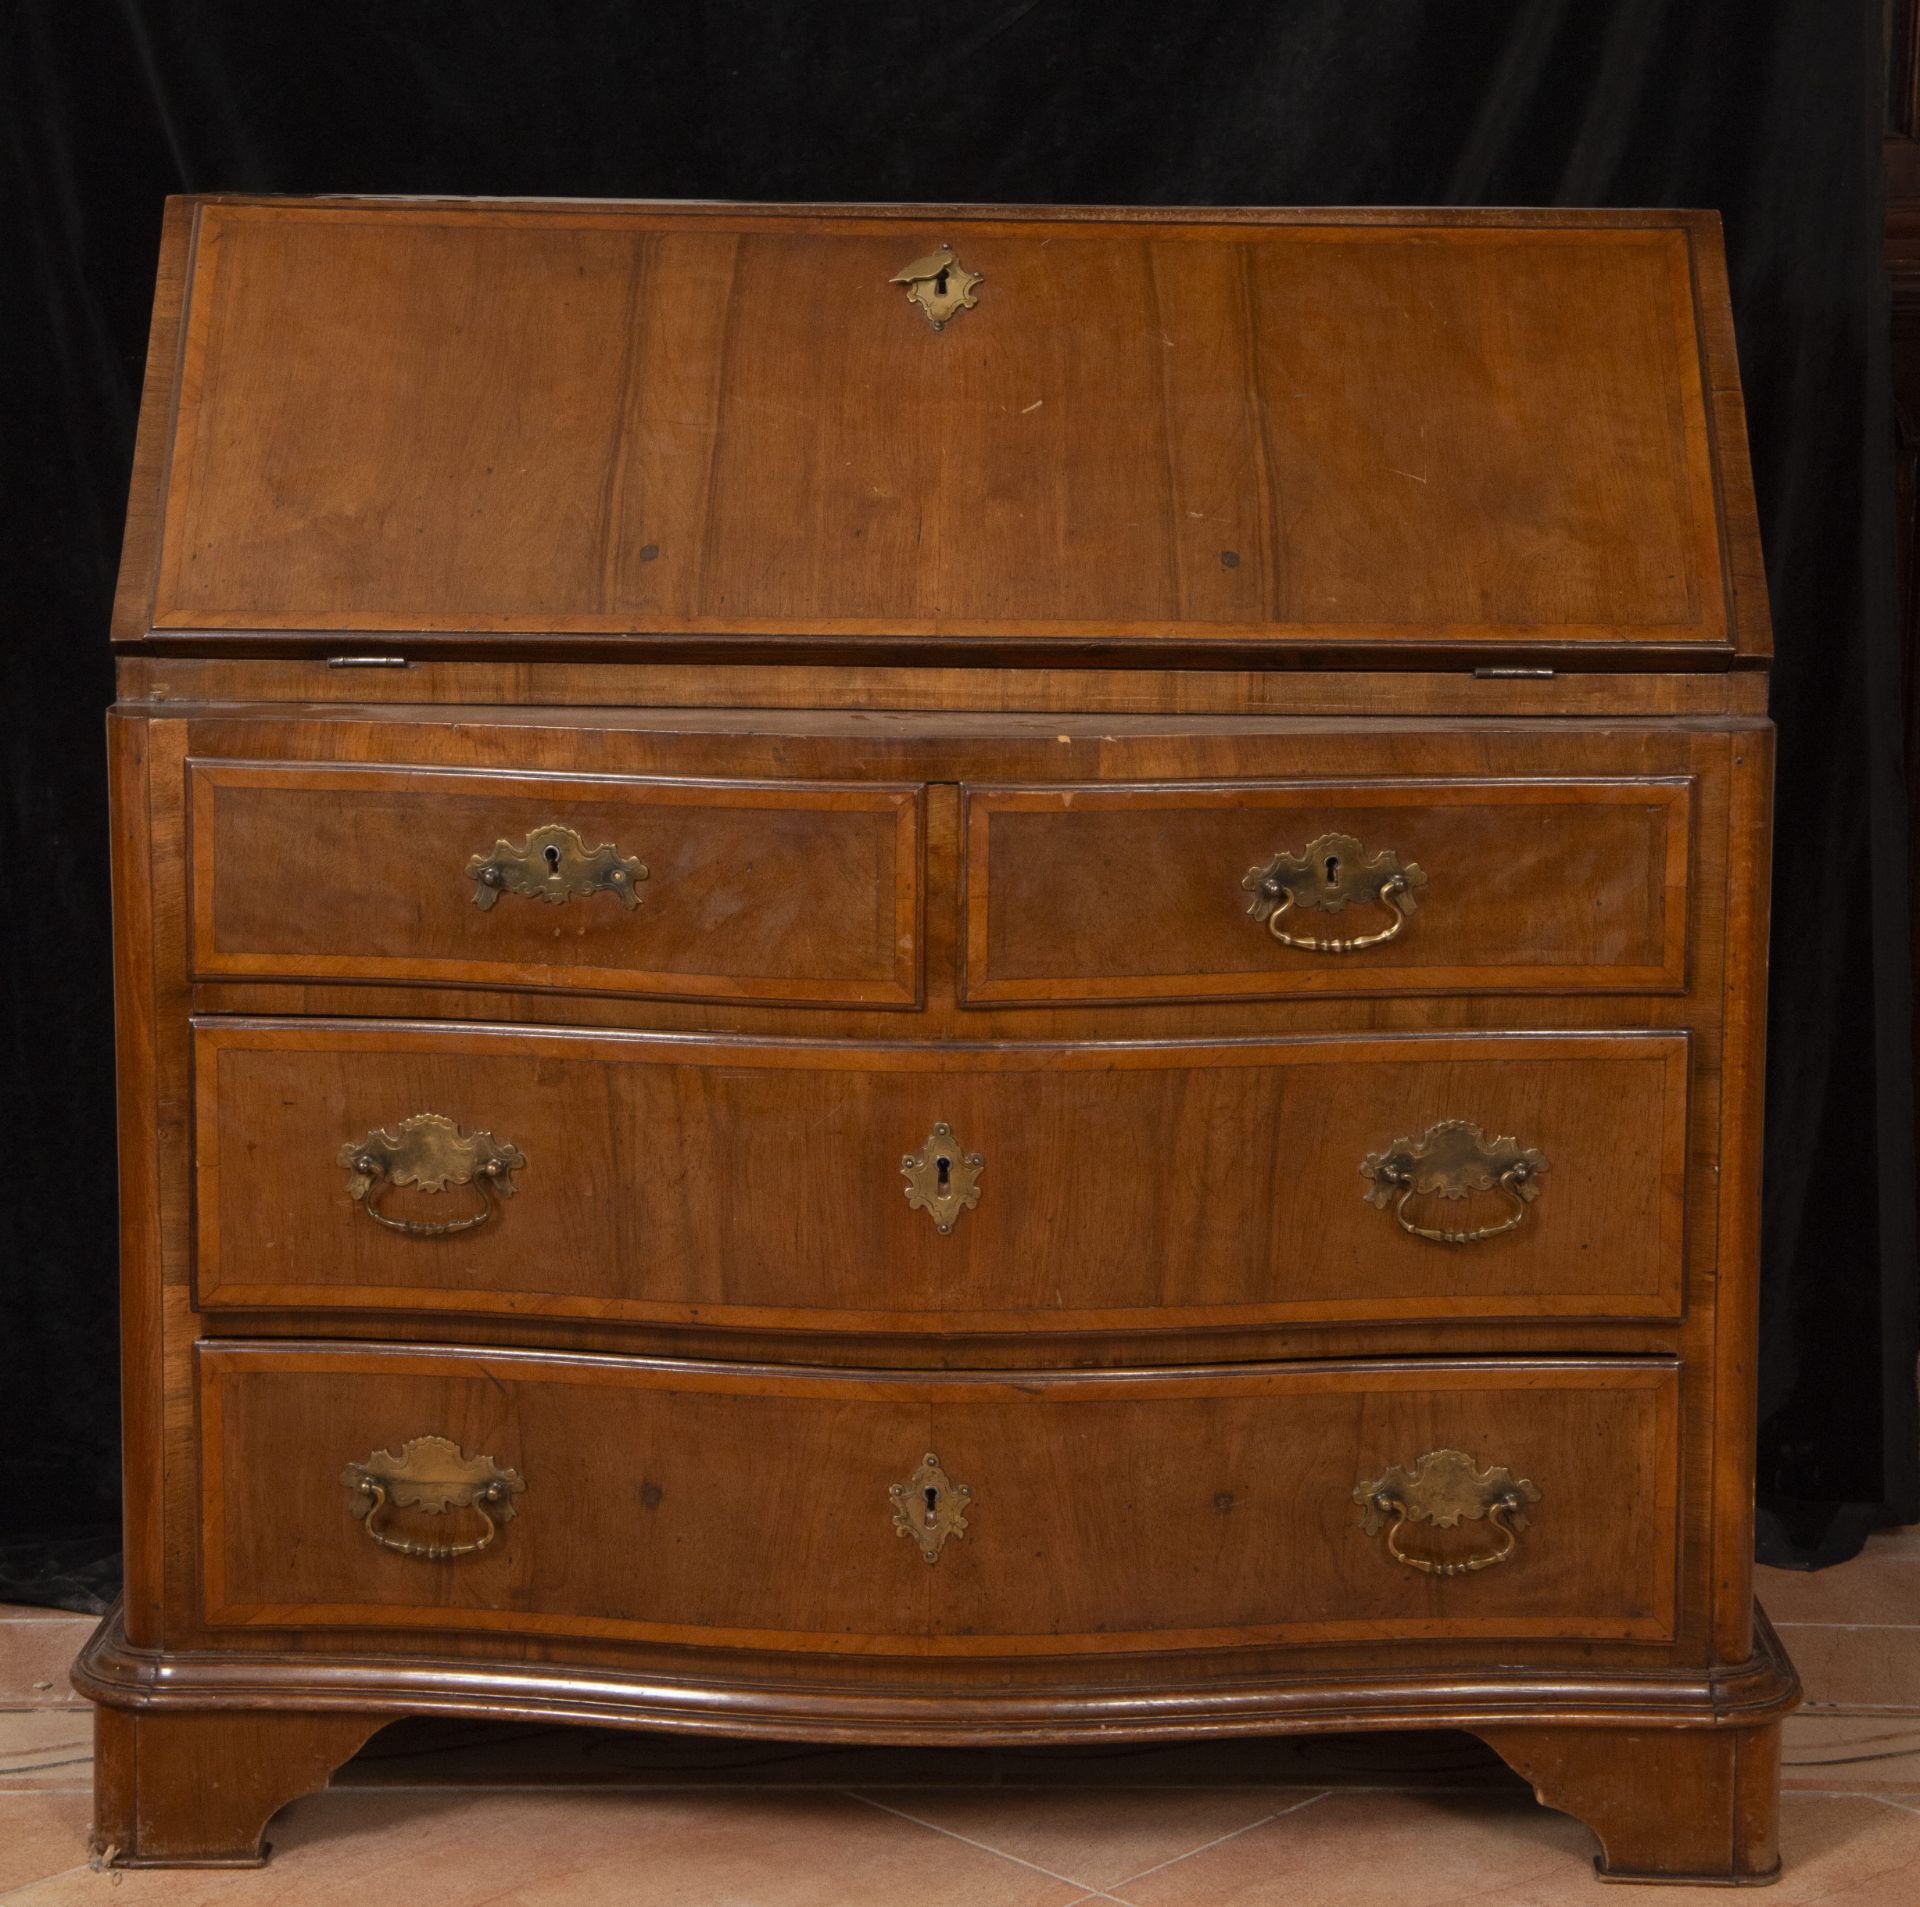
[80, 197, 1798, 1884]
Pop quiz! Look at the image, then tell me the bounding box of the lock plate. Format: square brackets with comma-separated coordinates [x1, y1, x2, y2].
[901, 1122, 984, 1233]
[889, 1451, 972, 1563]
[889, 242, 982, 331]
[465, 823, 648, 911]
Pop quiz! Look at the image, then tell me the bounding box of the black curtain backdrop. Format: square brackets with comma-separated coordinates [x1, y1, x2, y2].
[2, 1, 1914, 1606]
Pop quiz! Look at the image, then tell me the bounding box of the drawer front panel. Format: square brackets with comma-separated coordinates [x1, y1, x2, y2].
[198, 1345, 1681, 1650]
[195, 1021, 1689, 1330]
[188, 762, 923, 1007]
[963, 779, 1691, 1002]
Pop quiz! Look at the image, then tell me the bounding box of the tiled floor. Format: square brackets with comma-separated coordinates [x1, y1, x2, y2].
[4, 1533, 1919, 1902]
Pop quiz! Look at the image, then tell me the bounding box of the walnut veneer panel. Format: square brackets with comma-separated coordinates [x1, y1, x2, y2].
[193, 1021, 1689, 1331]
[92, 198, 1792, 1883]
[198, 1344, 1681, 1650]
[188, 761, 922, 1006]
[126, 202, 1750, 660]
[964, 777, 1691, 1002]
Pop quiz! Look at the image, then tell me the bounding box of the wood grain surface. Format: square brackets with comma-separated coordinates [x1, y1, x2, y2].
[193, 1020, 1691, 1331]
[196, 1342, 1682, 1651]
[118, 200, 1760, 663]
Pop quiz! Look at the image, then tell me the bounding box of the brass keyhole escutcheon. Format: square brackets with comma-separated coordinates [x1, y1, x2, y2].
[1242, 831, 1427, 954]
[890, 1453, 972, 1563]
[902, 1122, 984, 1233]
[890, 242, 983, 331]
[466, 823, 648, 912]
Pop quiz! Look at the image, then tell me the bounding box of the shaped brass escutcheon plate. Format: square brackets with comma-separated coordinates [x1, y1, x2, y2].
[337, 1112, 526, 1238]
[340, 1435, 527, 1562]
[890, 242, 982, 330]
[1242, 831, 1427, 952]
[890, 1452, 972, 1563]
[901, 1121, 984, 1234]
[1359, 1117, 1548, 1245]
[466, 823, 647, 911]
[1354, 1448, 1541, 1578]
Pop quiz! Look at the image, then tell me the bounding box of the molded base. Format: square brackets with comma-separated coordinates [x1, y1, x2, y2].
[75, 1603, 1800, 1878]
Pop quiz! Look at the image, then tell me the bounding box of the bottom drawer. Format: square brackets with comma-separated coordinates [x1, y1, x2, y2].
[198, 1345, 1681, 1652]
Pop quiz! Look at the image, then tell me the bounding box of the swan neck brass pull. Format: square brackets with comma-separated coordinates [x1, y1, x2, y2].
[337, 1113, 525, 1237]
[1360, 1118, 1547, 1245]
[1355, 1448, 1540, 1577]
[341, 1436, 526, 1561]
[466, 823, 647, 910]
[1242, 831, 1426, 952]
[889, 1452, 972, 1562]
[901, 1122, 984, 1234]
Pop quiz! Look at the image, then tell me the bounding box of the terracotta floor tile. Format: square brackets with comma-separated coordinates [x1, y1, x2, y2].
[850, 1786, 1304, 1892]
[0, 1618, 90, 1708]
[1784, 1712, 1920, 1791]
[1116, 1788, 1920, 1906]
[0, 1711, 91, 1793]
[3, 1787, 1090, 1906]
[1778, 1621, 1920, 1711]
[0, 1790, 92, 1892]
[1760, 1556, 1920, 1626]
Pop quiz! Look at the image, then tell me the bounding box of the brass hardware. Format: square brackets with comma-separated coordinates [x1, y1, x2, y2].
[901, 1121, 984, 1234]
[1354, 1448, 1541, 1577]
[890, 1451, 972, 1563]
[337, 1112, 526, 1238]
[465, 823, 647, 911]
[340, 1435, 526, 1561]
[1360, 1118, 1548, 1245]
[1242, 831, 1427, 952]
[890, 242, 982, 331]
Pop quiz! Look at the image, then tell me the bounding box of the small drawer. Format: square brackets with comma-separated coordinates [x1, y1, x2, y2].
[187, 760, 923, 1007]
[194, 1020, 1689, 1331]
[962, 778, 1692, 1003]
[197, 1344, 1681, 1650]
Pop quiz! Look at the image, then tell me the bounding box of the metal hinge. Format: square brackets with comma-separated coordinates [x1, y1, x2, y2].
[326, 655, 411, 670]
[1472, 666, 1555, 679]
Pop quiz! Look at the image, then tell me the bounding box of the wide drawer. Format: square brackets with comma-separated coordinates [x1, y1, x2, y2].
[962, 778, 1692, 1002]
[195, 1020, 1690, 1330]
[197, 1344, 1681, 1650]
[187, 761, 923, 1007]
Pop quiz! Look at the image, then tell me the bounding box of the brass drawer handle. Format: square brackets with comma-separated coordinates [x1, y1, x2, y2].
[1242, 831, 1426, 952]
[341, 1435, 525, 1561]
[890, 1451, 972, 1562]
[466, 823, 648, 911]
[337, 1112, 526, 1238]
[1360, 1118, 1548, 1244]
[1354, 1447, 1541, 1578]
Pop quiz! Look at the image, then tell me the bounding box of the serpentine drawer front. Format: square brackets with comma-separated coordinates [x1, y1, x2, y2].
[187, 761, 924, 1007]
[193, 1019, 1691, 1330]
[962, 778, 1693, 1003]
[89, 201, 1791, 1883]
[195, 1343, 1681, 1650]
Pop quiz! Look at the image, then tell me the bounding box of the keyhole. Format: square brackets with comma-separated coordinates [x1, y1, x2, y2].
[543, 844, 562, 872]
[923, 1484, 941, 1526]
[1323, 853, 1341, 886]
[932, 267, 950, 298]
[935, 1153, 952, 1191]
